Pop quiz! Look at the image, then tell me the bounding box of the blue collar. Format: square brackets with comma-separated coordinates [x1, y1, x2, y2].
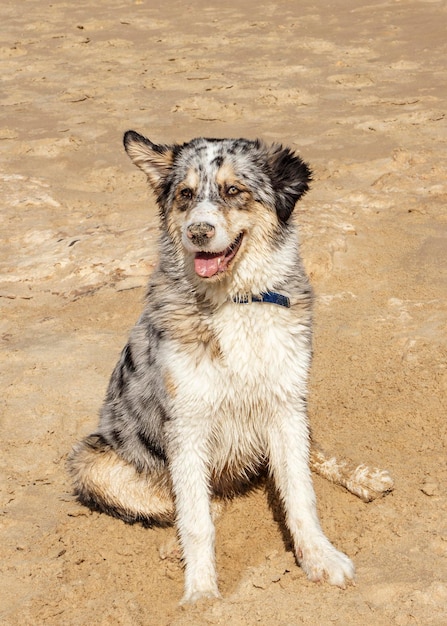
[233, 291, 290, 308]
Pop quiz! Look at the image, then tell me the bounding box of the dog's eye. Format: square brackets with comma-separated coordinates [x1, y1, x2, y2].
[179, 188, 193, 200]
[226, 185, 241, 196]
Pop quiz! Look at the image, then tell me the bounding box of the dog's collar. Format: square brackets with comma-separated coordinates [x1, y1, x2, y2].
[232, 291, 290, 308]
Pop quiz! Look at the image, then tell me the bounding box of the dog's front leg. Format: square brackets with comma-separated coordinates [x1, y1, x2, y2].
[167, 433, 220, 604]
[268, 410, 355, 588]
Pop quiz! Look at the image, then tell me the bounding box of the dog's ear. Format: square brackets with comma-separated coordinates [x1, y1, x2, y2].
[123, 130, 175, 189]
[266, 144, 312, 223]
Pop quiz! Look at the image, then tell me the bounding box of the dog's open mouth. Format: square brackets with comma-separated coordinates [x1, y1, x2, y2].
[194, 233, 244, 278]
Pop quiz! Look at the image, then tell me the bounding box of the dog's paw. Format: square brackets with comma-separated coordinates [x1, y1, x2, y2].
[299, 538, 355, 589]
[347, 465, 394, 502]
[180, 586, 221, 605]
[181, 561, 221, 604]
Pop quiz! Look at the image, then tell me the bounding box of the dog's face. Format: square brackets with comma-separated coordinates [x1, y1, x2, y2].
[124, 131, 311, 285]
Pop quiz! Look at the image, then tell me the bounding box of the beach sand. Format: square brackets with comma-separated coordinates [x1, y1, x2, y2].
[1, 1, 446, 623]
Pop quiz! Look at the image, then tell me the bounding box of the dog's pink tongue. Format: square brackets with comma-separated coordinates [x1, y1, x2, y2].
[194, 253, 224, 277]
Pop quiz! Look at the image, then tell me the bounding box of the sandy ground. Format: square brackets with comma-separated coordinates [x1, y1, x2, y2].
[1, 0, 447, 624]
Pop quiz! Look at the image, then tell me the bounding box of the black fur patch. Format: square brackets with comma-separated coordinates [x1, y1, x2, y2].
[122, 344, 136, 373]
[267, 146, 312, 223]
[110, 428, 127, 447]
[137, 429, 167, 462]
[211, 155, 224, 168]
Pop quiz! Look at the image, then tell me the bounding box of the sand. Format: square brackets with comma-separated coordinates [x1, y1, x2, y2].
[1, 0, 446, 624]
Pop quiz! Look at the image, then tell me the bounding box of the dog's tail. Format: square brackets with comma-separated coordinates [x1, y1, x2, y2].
[67, 434, 175, 525]
[310, 443, 394, 502]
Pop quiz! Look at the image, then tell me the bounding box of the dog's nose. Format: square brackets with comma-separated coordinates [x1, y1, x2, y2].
[186, 222, 215, 242]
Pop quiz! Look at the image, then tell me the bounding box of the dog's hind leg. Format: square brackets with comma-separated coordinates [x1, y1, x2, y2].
[67, 434, 175, 525]
[309, 443, 394, 502]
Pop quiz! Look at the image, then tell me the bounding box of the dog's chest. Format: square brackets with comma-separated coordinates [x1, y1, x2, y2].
[162, 303, 311, 474]
[216, 305, 296, 379]
[166, 303, 311, 418]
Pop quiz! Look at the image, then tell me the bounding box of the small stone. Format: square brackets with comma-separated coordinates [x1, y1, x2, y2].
[252, 577, 267, 590]
[421, 480, 440, 496]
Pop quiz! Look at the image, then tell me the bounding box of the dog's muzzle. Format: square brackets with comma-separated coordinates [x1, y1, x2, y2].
[186, 222, 216, 247]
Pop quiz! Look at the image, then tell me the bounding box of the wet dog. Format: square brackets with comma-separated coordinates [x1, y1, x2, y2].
[68, 131, 393, 603]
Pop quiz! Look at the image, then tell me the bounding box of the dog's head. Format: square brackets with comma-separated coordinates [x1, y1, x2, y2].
[124, 130, 311, 288]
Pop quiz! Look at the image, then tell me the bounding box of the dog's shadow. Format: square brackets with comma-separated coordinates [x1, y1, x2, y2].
[265, 479, 295, 555]
[221, 473, 295, 556]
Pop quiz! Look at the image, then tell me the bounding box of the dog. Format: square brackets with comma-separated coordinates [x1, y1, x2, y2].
[68, 131, 394, 603]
